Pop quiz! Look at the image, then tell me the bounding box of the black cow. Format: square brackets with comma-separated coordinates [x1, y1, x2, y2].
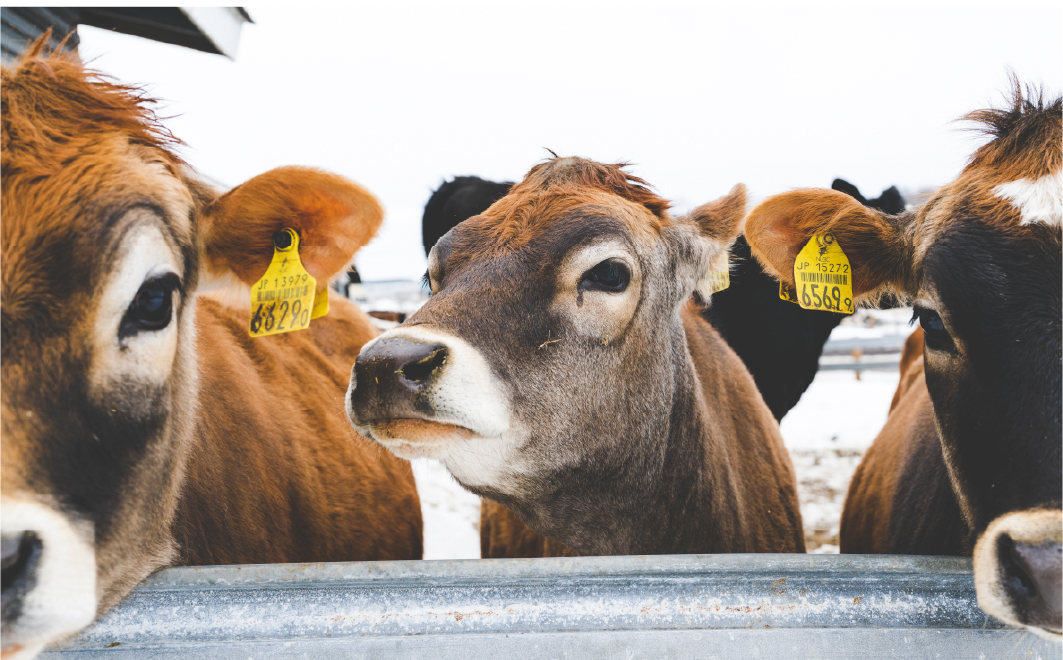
[831, 178, 906, 215]
[422, 176, 513, 256]
[422, 175, 905, 420]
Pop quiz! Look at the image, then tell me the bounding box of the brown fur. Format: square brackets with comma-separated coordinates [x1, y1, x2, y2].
[745, 86, 1061, 305]
[481, 300, 805, 558]
[480, 500, 575, 558]
[689, 184, 747, 246]
[841, 329, 933, 553]
[351, 157, 805, 556]
[747, 86, 1061, 634]
[1, 41, 422, 651]
[480, 303, 807, 557]
[176, 295, 421, 565]
[452, 158, 673, 258]
[199, 167, 384, 285]
[743, 189, 912, 299]
[890, 326, 924, 413]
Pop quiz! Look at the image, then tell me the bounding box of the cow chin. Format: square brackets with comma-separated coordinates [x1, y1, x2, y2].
[365, 419, 477, 460]
[973, 507, 1063, 640]
[0, 498, 97, 659]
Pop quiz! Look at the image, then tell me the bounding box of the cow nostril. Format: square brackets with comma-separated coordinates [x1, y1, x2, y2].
[1, 531, 43, 615]
[997, 533, 1063, 630]
[401, 346, 448, 384]
[1000, 535, 1037, 599]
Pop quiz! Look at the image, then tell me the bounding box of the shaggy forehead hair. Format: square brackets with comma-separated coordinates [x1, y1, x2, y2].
[964, 80, 1062, 178]
[449, 157, 674, 259]
[917, 81, 1062, 236]
[1, 36, 192, 334]
[1, 37, 182, 177]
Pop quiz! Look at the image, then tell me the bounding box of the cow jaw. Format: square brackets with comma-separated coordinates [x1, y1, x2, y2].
[0, 497, 96, 660]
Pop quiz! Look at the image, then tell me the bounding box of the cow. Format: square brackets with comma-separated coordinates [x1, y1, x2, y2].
[422, 176, 513, 257]
[422, 175, 904, 558]
[831, 178, 906, 215]
[0, 43, 422, 658]
[349, 156, 806, 556]
[743, 85, 1061, 638]
[423, 175, 906, 422]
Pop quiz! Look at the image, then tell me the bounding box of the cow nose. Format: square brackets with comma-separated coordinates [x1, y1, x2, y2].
[998, 535, 1063, 631]
[357, 337, 448, 390]
[1, 531, 43, 620]
[349, 337, 449, 424]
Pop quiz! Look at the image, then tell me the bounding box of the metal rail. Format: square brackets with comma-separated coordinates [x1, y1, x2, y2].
[43, 554, 1059, 659]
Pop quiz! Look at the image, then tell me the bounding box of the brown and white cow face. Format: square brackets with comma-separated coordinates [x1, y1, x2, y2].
[347, 158, 743, 520]
[1, 49, 382, 658]
[745, 88, 1062, 638]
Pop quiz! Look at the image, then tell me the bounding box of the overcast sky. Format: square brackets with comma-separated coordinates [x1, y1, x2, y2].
[77, 5, 1062, 281]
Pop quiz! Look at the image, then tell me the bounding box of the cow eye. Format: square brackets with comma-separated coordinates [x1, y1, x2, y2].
[912, 306, 954, 352]
[580, 259, 630, 293]
[120, 273, 180, 339]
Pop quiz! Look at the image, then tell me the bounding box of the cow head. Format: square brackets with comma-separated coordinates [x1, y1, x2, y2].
[745, 85, 1062, 638]
[0, 45, 382, 657]
[347, 156, 744, 550]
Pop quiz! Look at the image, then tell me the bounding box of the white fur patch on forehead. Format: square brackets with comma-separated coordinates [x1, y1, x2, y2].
[993, 169, 1063, 227]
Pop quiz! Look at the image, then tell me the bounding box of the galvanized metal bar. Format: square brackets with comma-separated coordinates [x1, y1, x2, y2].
[43, 554, 1060, 659]
[817, 360, 900, 371]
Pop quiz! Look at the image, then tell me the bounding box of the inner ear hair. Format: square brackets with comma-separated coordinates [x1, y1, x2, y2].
[744, 188, 911, 299]
[686, 183, 747, 247]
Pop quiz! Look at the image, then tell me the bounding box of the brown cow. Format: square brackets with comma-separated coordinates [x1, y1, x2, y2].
[744, 84, 1061, 638]
[0, 44, 422, 658]
[347, 157, 805, 556]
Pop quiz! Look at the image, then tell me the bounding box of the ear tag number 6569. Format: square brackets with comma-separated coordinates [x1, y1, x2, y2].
[249, 228, 317, 337]
[788, 233, 854, 315]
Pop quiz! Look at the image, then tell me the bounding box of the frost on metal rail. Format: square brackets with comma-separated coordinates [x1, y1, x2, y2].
[44, 554, 1059, 660]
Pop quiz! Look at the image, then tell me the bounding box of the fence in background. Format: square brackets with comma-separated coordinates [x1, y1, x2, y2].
[44, 554, 1059, 659]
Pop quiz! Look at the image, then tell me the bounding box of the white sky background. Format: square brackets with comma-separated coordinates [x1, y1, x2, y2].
[77, 5, 1062, 281]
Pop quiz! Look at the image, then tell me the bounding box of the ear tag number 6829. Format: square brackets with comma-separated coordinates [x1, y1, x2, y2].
[789, 233, 854, 314]
[249, 228, 317, 337]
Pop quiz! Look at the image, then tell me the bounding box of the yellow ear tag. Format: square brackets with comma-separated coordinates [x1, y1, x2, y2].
[249, 229, 317, 337]
[779, 281, 799, 304]
[310, 286, 329, 320]
[705, 268, 730, 295]
[790, 232, 854, 314]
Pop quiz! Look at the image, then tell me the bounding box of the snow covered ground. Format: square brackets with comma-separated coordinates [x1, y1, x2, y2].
[410, 458, 481, 560]
[781, 369, 899, 553]
[362, 282, 912, 558]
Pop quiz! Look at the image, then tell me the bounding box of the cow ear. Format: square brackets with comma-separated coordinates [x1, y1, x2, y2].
[682, 184, 746, 300]
[744, 188, 910, 299]
[198, 166, 384, 286]
[688, 183, 746, 248]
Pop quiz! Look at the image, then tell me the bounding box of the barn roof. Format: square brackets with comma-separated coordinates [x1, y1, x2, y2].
[1, 7, 252, 63]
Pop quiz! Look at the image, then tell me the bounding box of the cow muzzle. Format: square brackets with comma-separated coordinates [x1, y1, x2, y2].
[345, 326, 510, 460]
[973, 508, 1062, 640]
[1, 498, 97, 659]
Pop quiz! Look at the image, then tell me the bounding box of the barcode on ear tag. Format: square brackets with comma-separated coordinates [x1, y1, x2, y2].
[249, 228, 318, 337]
[792, 233, 854, 314]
